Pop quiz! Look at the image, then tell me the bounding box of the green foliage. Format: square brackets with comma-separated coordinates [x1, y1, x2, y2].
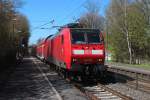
[106, 0, 150, 64]
[79, 0, 104, 30]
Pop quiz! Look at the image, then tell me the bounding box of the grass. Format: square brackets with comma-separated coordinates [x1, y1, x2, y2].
[131, 64, 150, 70]
[106, 61, 150, 70]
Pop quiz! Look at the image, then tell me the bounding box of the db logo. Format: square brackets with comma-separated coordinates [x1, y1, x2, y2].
[85, 50, 91, 54]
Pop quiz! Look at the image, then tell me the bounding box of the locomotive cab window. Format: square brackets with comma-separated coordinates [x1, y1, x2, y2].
[71, 31, 85, 44]
[87, 33, 100, 43]
[71, 29, 101, 44]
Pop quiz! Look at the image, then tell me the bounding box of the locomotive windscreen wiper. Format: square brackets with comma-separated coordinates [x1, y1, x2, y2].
[75, 41, 87, 44]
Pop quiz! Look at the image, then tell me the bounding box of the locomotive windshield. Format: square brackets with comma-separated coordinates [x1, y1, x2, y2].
[71, 29, 101, 44]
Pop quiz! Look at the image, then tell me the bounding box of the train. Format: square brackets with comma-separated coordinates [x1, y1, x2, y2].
[36, 23, 106, 80]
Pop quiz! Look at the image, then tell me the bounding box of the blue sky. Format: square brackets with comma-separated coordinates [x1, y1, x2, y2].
[19, 0, 110, 45]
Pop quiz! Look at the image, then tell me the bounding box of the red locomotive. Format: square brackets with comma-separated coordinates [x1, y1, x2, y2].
[36, 23, 106, 80]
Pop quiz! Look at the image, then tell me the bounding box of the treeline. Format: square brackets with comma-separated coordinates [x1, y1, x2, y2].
[0, 0, 30, 66]
[78, 0, 150, 64]
[79, 0, 104, 30]
[106, 0, 150, 64]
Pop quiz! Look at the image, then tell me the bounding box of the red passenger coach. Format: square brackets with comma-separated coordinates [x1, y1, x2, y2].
[37, 23, 106, 79]
[36, 40, 45, 59]
[36, 35, 53, 60]
[43, 35, 53, 60]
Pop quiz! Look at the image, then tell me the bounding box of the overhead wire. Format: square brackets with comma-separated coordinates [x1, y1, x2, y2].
[31, 0, 86, 31]
[29, 1, 87, 44]
[31, 20, 54, 31]
[59, 0, 86, 24]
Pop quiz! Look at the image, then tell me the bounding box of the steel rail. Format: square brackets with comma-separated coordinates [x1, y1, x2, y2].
[106, 65, 150, 93]
[106, 65, 150, 81]
[73, 82, 133, 100]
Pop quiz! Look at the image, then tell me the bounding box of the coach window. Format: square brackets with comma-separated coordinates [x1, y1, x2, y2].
[61, 35, 64, 44]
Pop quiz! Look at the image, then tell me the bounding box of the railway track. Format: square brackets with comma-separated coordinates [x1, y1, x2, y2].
[70, 65, 150, 100]
[126, 80, 150, 93]
[106, 65, 150, 93]
[106, 65, 150, 81]
[74, 83, 133, 100]
[48, 64, 134, 100]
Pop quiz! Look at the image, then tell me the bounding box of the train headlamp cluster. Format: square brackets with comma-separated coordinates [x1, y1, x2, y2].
[73, 50, 84, 55]
[98, 59, 102, 62]
[92, 50, 103, 55]
[73, 50, 103, 55]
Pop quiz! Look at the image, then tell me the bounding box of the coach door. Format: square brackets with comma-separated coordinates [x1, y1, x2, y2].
[61, 35, 64, 57]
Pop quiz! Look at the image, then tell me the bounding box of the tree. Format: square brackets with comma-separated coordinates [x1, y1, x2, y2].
[0, 0, 16, 65]
[14, 14, 30, 56]
[106, 0, 148, 64]
[135, 0, 150, 60]
[106, 0, 132, 63]
[79, 0, 104, 30]
[127, 3, 147, 64]
[0, 0, 30, 66]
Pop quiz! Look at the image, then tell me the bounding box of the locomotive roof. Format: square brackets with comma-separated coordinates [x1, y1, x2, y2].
[48, 23, 101, 40]
[62, 23, 101, 31]
[70, 28, 100, 30]
[45, 34, 53, 40]
[62, 23, 82, 28]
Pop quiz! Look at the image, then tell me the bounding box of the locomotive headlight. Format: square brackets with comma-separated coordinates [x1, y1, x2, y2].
[72, 58, 77, 62]
[73, 50, 84, 55]
[98, 59, 102, 62]
[92, 50, 103, 55]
